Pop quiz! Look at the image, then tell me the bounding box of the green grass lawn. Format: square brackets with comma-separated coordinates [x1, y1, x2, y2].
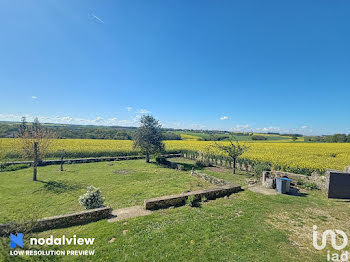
[1, 160, 350, 261]
[3, 189, 348, 261]
[0, 160, 213, 223]
[170, 157, 254, 186]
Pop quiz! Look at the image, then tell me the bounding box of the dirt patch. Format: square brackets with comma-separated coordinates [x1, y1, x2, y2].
[248, 185, 278, 195]
[206, 166, 230, 173]
[108, 206, 152, 222]
[114, 169, 131, 175]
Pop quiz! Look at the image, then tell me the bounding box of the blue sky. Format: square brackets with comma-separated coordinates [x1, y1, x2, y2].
[1, 0, 349, 135]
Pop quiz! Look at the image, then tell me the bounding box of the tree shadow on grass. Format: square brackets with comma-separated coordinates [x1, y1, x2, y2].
[287, 187, 308, 197]
[35, 180, 84, 194]
[167, 160, 205, 171]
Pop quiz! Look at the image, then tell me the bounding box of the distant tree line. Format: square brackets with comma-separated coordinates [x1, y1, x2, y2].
[305, 134, 350, 143]
[0, 120, 181, 140]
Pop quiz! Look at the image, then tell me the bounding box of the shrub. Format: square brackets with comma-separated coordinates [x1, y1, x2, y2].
[253, 162, 271, 179]
[251, 135, 267, 140]
[195, 160, 211, 168]
[177, 164, 185, 171]
[296, 179, 319, 190]
[79, 186, 104, 209]
[186, 195, 196, 207]
[0, 163, 30, 172]
[155, 156, 169, 165]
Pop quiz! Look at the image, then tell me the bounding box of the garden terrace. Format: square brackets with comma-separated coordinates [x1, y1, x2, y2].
[0, 160, 214, 223]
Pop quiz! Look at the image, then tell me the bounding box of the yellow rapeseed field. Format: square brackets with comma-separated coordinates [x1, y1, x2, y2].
[1, 138, 349, 171]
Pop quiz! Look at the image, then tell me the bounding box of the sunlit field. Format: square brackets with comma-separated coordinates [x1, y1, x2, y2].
[1, 138, 350, 172]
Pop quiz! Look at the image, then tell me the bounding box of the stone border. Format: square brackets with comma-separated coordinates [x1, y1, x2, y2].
[4, 153, 182, 167]
[262, 170, 331, 191]
[144, 185, 242, 210]
[190, 170, 232, 186]
[0, 207, 112, 236]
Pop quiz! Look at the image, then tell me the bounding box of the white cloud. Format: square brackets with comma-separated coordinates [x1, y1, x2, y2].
[137, 109, 151, 114]
[231, 124, 251, 132]
[190, 123, 206, 129]
[31, 96, 38, 99]
[126, 107, 133, 112]
[94, 117, 103, 122]
[0, 113, 318, 134]
[0, 113, 136, 127]
[220, 116, 229, 121]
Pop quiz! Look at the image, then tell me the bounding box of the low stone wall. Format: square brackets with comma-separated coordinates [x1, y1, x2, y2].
[4, 153, 182, 167]
[262, 170, 330, 191]
[183, 153, 254, 172]
[144, 185, 242, 210]
[190, 170, 232, 186]
[156, 157, 185, 170]
[0, 207, 112, 236]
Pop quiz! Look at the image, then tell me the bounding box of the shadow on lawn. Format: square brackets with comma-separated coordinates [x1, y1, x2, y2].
[287, 187, 308, 197]
[168, 161, 205, 171]
[35, 180, 84, 194]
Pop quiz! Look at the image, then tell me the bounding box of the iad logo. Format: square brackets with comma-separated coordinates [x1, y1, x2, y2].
[10, 233, 23, 248]
[313, 225, 348, 251]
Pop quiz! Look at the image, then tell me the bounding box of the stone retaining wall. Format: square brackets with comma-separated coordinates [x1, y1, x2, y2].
[0, 207, 112, 236]
[262, 170, 330, 191]
[4, 153, 182, 167]
[144, 185, 242, 210]
[190, 170, 232, 186]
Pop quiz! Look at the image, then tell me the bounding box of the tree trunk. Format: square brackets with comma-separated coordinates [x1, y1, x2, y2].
[33, 142, 38, 181]
[60, 155, 64, 171]
[145, 152, 150, 163]
[232, 157, 236, 174]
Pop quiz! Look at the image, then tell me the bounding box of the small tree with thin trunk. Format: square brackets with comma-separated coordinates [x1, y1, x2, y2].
[133, 115, 165, 163]
[17, 117, 55, 181]
[59, 149, 66, 171]
[214, 135, 249, 174]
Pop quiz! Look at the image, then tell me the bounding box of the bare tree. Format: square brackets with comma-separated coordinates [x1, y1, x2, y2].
[214, 135, 249, 174]
[17, 117, 55, 181]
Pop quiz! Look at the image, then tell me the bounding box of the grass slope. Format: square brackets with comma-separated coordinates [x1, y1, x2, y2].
[1, 161, 350, 261]
[0, 160, 212, 223]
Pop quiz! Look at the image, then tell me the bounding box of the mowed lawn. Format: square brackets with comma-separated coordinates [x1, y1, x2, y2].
[0, 160, 213, 223]
[2, 189, 349, 261]
[1, 160, 350, 261]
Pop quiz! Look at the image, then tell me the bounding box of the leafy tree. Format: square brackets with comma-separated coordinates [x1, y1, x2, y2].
[17, 117, 55, 181]
[18, 116, 27, 137]
[133, 115, 165, 163]
[291, 135, 298, 141]
[251, 135, 267, 141]
[214, 135, 249, 174]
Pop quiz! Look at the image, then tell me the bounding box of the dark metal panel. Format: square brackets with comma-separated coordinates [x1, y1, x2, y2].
[328, 172, 350, 199]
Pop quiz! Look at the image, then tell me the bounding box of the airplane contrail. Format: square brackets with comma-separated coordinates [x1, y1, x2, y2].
[92, 14, 105, 24]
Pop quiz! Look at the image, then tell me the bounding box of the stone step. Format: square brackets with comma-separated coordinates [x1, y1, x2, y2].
[108, 206, 153, 222]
